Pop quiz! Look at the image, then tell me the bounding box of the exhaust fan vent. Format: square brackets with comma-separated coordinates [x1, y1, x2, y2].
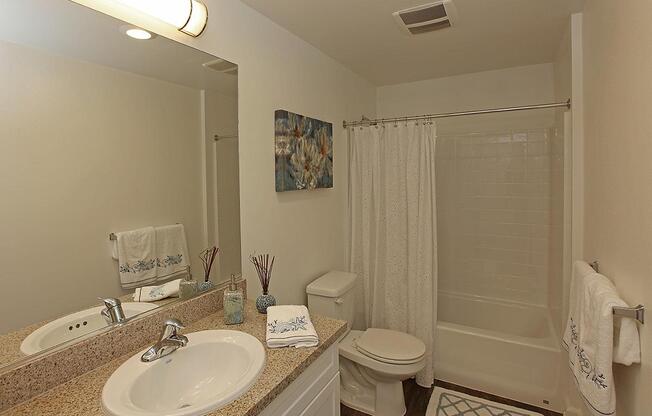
[203, 58, 238, 75]
[393, 1, 456, 35]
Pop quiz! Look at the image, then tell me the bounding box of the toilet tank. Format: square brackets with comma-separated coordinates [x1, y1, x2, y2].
[306, 271, 357, 327]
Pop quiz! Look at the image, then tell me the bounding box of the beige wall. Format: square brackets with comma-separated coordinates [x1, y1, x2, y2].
[0, 40, 204, 332]
[203, 90, 241, 282]
[377, 63, 556, 134]
[582, 1, 652, 414]
[378, 64, 559, 307]
[72, 0, 377, 305]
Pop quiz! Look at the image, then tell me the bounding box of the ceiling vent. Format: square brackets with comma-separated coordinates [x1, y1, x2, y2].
[203, 58, 238, 75]
[393, 1, 457, 35]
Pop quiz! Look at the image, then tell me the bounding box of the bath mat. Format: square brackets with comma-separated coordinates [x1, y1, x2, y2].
[426, 387, 544, 416]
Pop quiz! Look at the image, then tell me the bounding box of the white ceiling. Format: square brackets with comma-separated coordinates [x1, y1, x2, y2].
[241, 0, 584, 86]
[0, 0, 237, 95]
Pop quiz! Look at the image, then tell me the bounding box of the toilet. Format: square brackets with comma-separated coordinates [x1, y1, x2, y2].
[307, 271, 426, 416]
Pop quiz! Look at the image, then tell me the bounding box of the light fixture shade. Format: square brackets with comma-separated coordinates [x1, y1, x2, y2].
[113, 0, 207, 37]
[182, 1, 208, 36]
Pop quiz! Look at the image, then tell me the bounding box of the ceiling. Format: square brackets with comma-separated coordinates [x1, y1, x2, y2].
[241, 0, 584, 86]
[0, 0, 237, 95]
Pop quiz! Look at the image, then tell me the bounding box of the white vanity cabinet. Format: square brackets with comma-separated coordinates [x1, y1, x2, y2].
[260, 344, 340, 416]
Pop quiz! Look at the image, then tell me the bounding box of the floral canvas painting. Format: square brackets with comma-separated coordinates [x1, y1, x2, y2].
[275, 110, 333, 192]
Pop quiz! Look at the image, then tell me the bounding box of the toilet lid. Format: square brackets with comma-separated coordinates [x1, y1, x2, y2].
[354, 328, 425, 364]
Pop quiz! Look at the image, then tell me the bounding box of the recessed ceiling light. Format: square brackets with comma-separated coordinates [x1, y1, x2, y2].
[125, 28, 152, 40]
[124, 27, 153, 40]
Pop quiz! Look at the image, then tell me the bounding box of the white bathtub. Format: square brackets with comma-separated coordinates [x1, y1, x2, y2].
[435, 291, 563, 412]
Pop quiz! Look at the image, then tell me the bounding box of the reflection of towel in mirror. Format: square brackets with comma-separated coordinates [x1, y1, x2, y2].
[133, 278, 182, 302]
[115, 227, 157, 289]
[266, 305, 319, 348]
[114, 224, 189, 289]
[154, 224, 190, 281]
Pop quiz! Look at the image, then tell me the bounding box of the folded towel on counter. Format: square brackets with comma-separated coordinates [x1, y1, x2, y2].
[154, 224, 190, 281]
[133, 278, 182, 302]
[266, 305, 319, 348]
[114, 224, 190, 288]
[115, 227, 157, 289]
[563, 261, 641, 416]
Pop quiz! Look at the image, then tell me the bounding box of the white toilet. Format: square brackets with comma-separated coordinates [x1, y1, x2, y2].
[307, 271, 426, 416]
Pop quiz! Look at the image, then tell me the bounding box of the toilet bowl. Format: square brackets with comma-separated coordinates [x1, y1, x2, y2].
[306, 271, 427, 416]
[339, 330, 426, 416]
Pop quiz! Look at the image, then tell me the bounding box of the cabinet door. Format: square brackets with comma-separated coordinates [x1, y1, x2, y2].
[299, 373, 340, 416]
[259, 345, 339, 416]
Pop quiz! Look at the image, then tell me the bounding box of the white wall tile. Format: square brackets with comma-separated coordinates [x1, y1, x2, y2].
[436, 128, 554, 305]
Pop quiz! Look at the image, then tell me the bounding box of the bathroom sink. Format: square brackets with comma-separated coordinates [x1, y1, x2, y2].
[102, 330, 266, 416]
[20, 302, 157, 355]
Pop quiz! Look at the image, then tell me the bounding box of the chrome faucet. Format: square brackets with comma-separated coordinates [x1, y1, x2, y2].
[141, 319, 188, 362]
[99, 298, 127, 324]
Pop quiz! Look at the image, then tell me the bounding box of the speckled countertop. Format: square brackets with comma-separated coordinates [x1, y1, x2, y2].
[0, 295, 176, 368]
[1, 301, 347, 416]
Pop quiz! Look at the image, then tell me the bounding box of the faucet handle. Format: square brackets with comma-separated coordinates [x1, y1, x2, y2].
[160, 318, 185, 339]
[99, 297, 127, 324]
[98, 297, 121, 308]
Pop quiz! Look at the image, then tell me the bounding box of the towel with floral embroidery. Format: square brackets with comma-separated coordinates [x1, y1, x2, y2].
[266, 305, 319, 348]
[116, 227, 157, 289]
[115, 224, 189, 289]
[563, 261, 640, 416]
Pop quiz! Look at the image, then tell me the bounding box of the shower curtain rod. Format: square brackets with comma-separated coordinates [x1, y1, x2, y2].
[342, 99, 571, 128]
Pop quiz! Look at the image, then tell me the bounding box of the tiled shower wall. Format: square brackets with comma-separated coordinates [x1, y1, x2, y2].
[436, 128, 553, 305]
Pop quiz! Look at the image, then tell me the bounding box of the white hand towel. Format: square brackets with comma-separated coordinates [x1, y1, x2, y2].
[154, 224, 190, 281]
[133, 278, 182, 302]
[266, 305, 319, 348]
[116, 227, 157, 289]
[563, 261, 641, 416]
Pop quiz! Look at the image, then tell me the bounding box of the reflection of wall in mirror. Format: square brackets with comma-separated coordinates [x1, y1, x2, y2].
[0, 39, 205, 333]
[203, 90, 241, 283]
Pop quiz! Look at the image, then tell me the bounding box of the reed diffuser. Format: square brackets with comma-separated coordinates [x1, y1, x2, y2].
[198, 246, 219, 292]
[250, 253, 276, 313]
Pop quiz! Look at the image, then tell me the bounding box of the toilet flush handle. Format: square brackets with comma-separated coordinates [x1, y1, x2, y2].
[334, 298, 344, 305]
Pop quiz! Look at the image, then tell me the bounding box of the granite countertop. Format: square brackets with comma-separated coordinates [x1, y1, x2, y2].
[1, 301, 347, 416]
[0, 296, 176, 369]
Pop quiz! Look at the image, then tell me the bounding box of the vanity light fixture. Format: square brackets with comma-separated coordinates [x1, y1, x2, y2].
[112, 0, 208, 37]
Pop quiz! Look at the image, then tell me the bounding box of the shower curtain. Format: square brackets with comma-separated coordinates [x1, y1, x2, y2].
[348, 121, 438, 387]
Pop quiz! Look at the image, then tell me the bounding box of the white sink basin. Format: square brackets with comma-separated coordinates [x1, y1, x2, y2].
[102, 330, 266, 416]
[20, 302, 157, 355]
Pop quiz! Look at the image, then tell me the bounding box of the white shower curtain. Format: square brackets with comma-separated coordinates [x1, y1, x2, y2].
[348, 121, 438, 387]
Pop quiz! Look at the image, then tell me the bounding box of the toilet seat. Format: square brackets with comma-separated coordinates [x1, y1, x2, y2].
[339, 330, 426, 378]
[354, 328, 426, 365]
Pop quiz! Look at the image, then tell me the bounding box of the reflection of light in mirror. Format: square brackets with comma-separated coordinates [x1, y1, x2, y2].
[125, 28, 152, 40]
[110, 0, 208, 37]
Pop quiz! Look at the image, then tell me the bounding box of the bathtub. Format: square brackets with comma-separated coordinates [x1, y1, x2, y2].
[435, 291, 563, 412]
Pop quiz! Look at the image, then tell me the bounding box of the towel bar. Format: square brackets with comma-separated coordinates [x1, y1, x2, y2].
[589, 260, 600, 272]
[613, 305, 645, 324]
[109, 223, 181, 241]
[588, 260, 645, 324]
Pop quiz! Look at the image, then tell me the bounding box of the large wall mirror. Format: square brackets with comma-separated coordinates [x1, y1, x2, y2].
[0, 0, 241, 368]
